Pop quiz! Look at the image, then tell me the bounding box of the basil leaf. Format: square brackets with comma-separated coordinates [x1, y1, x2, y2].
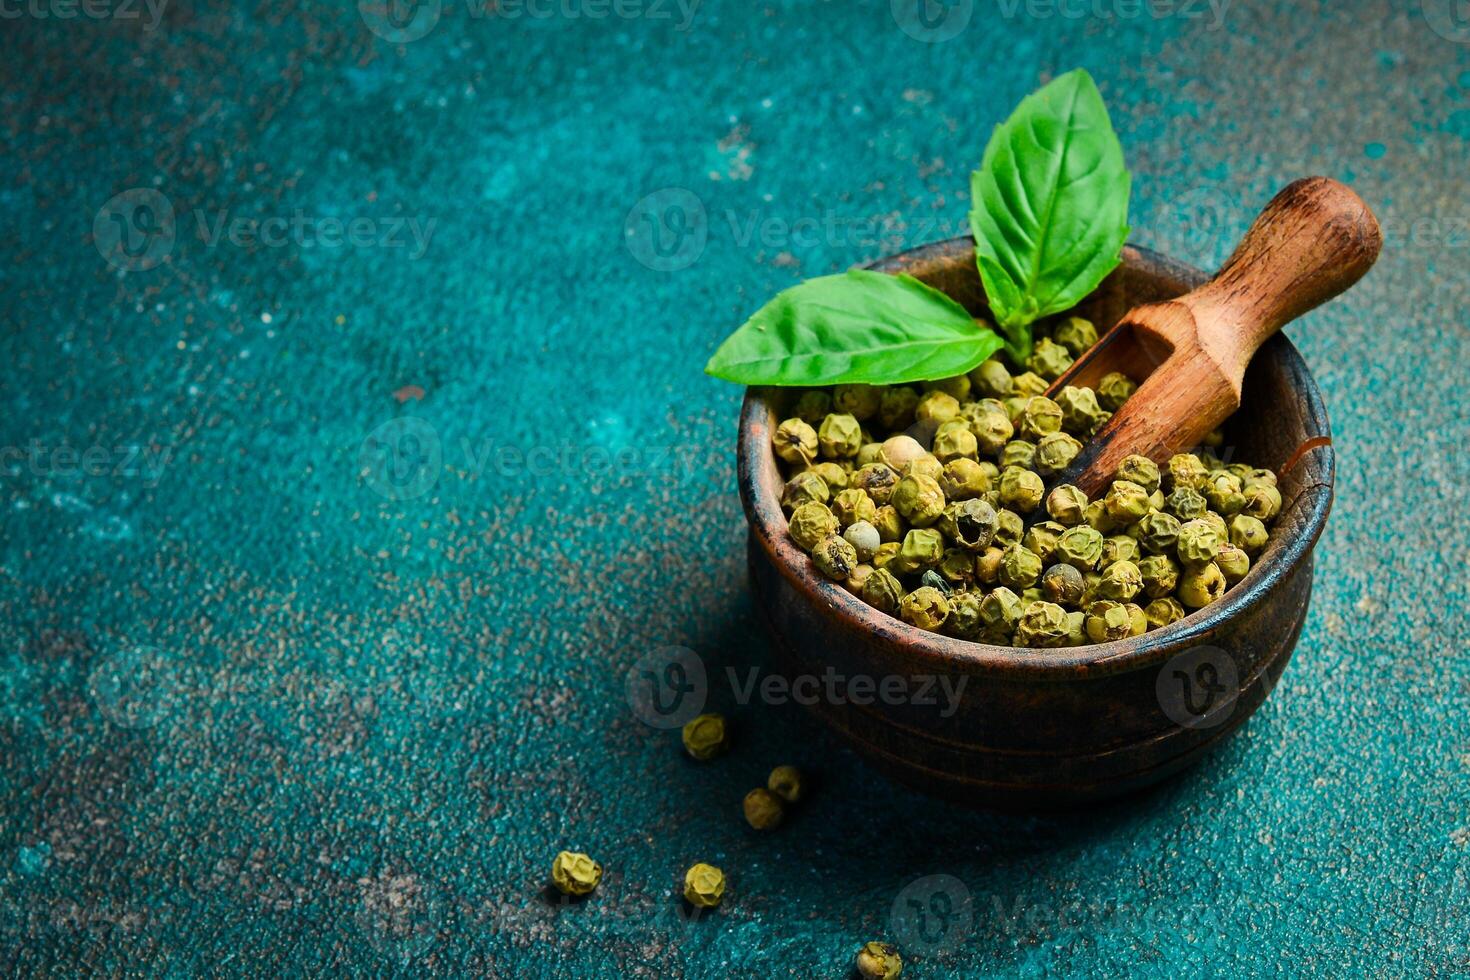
[704, 269, 1004, 386]
[969, 68, 1131, 360]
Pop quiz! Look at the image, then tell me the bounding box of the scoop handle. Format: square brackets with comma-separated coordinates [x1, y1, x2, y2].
[1173, 176, 1381, 376]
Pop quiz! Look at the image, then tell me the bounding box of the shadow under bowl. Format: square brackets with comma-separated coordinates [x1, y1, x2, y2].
[737, 238, 1334, 810]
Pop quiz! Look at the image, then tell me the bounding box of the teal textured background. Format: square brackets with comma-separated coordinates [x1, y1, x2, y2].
[2, 0, 1468, 975]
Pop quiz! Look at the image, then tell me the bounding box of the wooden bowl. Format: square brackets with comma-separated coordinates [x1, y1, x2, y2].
[737, 237, 1334, 810]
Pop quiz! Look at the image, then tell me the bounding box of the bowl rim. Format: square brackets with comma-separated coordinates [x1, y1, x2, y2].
[737, 237, 1336, 680]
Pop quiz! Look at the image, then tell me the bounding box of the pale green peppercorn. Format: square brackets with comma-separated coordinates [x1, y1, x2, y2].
[978, 587, 1023, 641]
[878, 386, 920, 431]
[1241, 482, 1282, 520]
[792, 390, 833, 424]
[934, 550, 972, 586]
[871, 505, 903, 543]
[853, 463, 899, 506]
[948, 497, 998, 551]
[1176, 519, 1223, 568]
[1200, 510, 1230, 540]
[1000, 440, 1037, 471]
[1002, 396, 1031, 425]
[1033, 431, 1082, 476]
[1123, 602, 1148, 636]
[944, 590, 984, 640]
[999, 544, 1043, 590]
[1166, 453, 1210, 492]
[999, 467, 1045, 513]
[1178, 562, 1226, 608]
[1047, 484, 1089, 526]
[1100, 535, 1140, 568]
[903, 455, 944, 483]
[1021, 521, 1064, 564]
[871, 542, 900, 571]
[817, 413, 863, 459]
[893, 473, 946, 527]
[1216, 543, 1251, 584]
[862, 566, 904, 615]
[833, 383, 881, 421]
[781, 470, 830, 512]
[1144, 596, 1186, 630]
[681, 713, 728, 760]
[1064, 610, 1087, 646]
[970, 406, 1015, 454]
[1012, 371, 1049, 397]
[1116, 454, 1161, 493]
[1019, 396, 1064, 439]
[970, 358, 1014, 397]
[878, 435, 927, 473]
[1028, 337, 1074, 380]
[992, 510, 1023, 549]
[1015, 600, 1071, 647]
[932, 420, 979, 462]
[1056, 525, 1105, 570]
[1056, 385, 1104, 435]
[1166, 486, 1208, 520]
[1137, 554, 1180, 599]
[940, 458, 991, 500]
[831, 488, 877, 528]
[1243, 466, 1277, 487]
[743, 787, 785, 830]
[914, 390, 961, 424]
[1204, 471, 1246, 515]
[773, 417, 817, 464]
[975, 546, 1004, 585]
[845, 563, 874, 595]
[891, 528, 944, 575]
[1085, 600, 1134, 643]
[1097, 559, 1143, 601]
[1097, 371, 1137, 411]
[1230, 514, 1269, 554]
[1104, 480, 1151, 523]
[788, 501, 839, 551]
[1135, 510, 1183, 555]
[812, 534, 858, 580]
[1052, 316, 1098, 357]
[856, 442, 884, 467]
[901, 586, 950, 631]
[843, 520, 881, 561]
[855, 941, 903, 980]
[767, 765, 804, 803]
[1042, 562, 1085, 606]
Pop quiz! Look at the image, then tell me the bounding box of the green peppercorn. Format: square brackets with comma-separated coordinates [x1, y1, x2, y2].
[1043, 484, 1087, 527]
[914, 390, 961, 424]
[932, 419, 979, 462]
[1100, 534, 1141, 568]
[893, 473, 946, 527]
[1200, 510, 1230, 540]
[778, 472, 825, 514]
[1165, 485, 1208, 520]
[817, 413, 863, 459]
[1178, 562, 1226, 608]
[843, 520, 881, 561]
[812, 534, 858, 580]
[855, 941, 903, 980]
[903, 455, 944, 484]
[767, 765, 803, 803]
[891, 528, 944, 575]
[992, 508, 1025, 548]
[877, 386, 920, 430]
[900, 586, 950, 631]
[1241, 482, 1282, 520]
[791, 390, 833, 424]
[976, 587, 1022, 641]
[1015, 600, 1071, 648]
[1029, 432, 1078, 477]
[1002, 396, 1030, 426]
[1176, 519, 1224, 568]
[1082, 499, 1116, 533]
[1104, 480, 1151, 523]
[1123, 602, 1148, 636]
[788, 501, 839, 551]
[1137, 554, 1180, 599]
[1135, 510, 1183, 555]
[1097, 371, 1137, 411]
[1096, 559, 1143, 601]
[833, 384, 881, 421]
[975, 546, 1004, 585]
[852, 462, 899, 505]
[856, 443, 884, 467]
[551, 851, 603, 897]
[1063, 610, 1087, 646]
[1144, 596, 1186, 630]
[1056, 525, 1104, 571]
[861, 566, 905, 615]
[871, 542, 901, 573]
[681, 713, 728, 761]
[1000, 439, 1037, 471]
[999, 467, 1045, 513]
[871, 505, 903, 543]
[1085, 600, 1134, 643]
[1052, 315, 1098, 357]
[970, 405, 1015, 454]
[939, 457, 991, 501]
[772, 417, 817, 465]
[1229, 514, 1269, 555]
[940, 590, 982, 639]
[742, 787, 785, 830]
[845, 564, 874, 595]
[1012, 371, 1049, 397]
[1166, 453, 1210, 492]
[945, 497, 997, 552]
[1055, 385, 1104, 435]
[878, 435, 927, 473]
[1216, 543, 1251, 584]
[1019, 396, 1064, 439]
[969, 358, 1013, 397]
[1041, 563, 1086, 606]
[683, 863, 726, 908]
[1116, 454, 1161, 493]
[1028, 337, 1074, 380]
[999, 544, 1043, 590]
[831, 488, 876, 528]
[1204, 471, 1246, 516]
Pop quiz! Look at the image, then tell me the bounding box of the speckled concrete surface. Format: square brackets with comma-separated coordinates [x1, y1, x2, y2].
[0, 1, 1466, 976]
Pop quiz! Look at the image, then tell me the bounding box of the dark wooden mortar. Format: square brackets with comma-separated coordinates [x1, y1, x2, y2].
[737, 238, 1334, 810]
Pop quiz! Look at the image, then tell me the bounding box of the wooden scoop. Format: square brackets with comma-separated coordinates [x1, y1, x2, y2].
[1042, 176, 1381, 498]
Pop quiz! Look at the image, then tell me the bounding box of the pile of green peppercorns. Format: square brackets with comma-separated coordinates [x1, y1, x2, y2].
[772, 317, 1283, 647]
